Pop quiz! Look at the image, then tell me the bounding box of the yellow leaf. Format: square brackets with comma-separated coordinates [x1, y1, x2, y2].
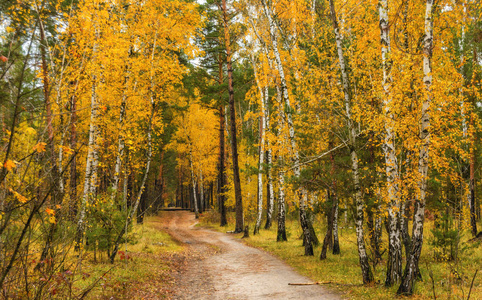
[62, 146, 74, 155]
[9, 188, 28, 203]
[48, 216, 56, 224]
[33, 142, 47, 153]
[4, 160, 16, 171]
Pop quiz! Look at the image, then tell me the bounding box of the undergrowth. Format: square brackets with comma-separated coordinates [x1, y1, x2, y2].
[73, 215, 183, 299]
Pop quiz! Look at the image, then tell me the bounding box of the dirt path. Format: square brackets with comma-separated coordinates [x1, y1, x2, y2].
[162, 211, 339, 300]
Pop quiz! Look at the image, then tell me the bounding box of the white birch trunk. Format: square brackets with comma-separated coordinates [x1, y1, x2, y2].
[253, 61, 266, 235]
[264, 84, 275, 230]
[249, 21, 275, 230]
[261, 0, 313, 255]
[277, 168, 287, 241]
[112, 78, 136, 201]
[112, 80, 128, 195]
[189, 142, 199, 219]
[130, 102, 153, 222]
[77, 43, 99, 246]
[129, 34, 158, 222]
[77, 76, 99, 245]
[398, 0, 433, 294]
[379, 0, 402, 286]
[275, 81, 287, 241]
[329, 0, 373, 283]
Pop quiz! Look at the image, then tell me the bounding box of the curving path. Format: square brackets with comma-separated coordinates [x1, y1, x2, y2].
[162, 211, 339, 300]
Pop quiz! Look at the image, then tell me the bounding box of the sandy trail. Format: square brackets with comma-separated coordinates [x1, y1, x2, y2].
[162, 211, 339, 300]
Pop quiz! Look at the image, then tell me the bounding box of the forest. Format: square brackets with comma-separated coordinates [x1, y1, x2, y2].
[0, 0, 481, 298]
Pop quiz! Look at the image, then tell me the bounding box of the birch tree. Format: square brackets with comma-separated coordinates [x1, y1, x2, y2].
[261, 0, 315, 255]
[328, 0, 373, 283]
[379, 0, 402, 286]
[397, 0, 434, 294]
[253, 59, 266, 235]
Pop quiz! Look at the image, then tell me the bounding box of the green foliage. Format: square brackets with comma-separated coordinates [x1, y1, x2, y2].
[86, 201, 129, 254]
[429, 211, 461, 262]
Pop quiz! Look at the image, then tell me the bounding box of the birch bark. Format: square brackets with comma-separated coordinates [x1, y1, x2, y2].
[189, 144, 199, 219]
[76, 45, 100, 248]
[248, 20, 275, 230]
[379, 0, 402, 286]
[261, 0, 314, 255]
[112, 77, 128, 199]
[398, 0, 434, 294]
[253, 61, 266, 235]
[264, 86, 275, 230]
[200, 169, 205, 214]
[329, 0, 373, 283]
[275, 83, 287, 242]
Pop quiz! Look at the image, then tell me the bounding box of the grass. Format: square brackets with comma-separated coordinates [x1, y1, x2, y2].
[72, 215, 184, 299]
[200, 210, 482, 299]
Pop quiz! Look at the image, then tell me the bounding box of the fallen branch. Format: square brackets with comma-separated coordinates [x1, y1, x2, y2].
[288, 281, 333, 286]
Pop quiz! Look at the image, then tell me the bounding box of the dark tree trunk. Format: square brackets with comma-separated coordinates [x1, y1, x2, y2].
[219, 105, 228, 226]
[470, 107, 478, 236]
[305, 212, 319, 247]
[137, 187, 147, 224]
[264, 155, 273, 229]
[401, 200, 411, 260]
[198, 183, 204, 214]
[320, 190, 336, 260]
[367, 207, 382, 264]
[300, 208, 314, 256]
[157, 151, 164, 210]
[70, 89, 78, 218]
[180, 172, 184, 208]
[210, 182, 214, 209]
[332, 199, 340, 255]
[277, 170, 287, 242]
[37, 18, 64, 264]
[330, 148, 340, 255]
[189, 185, 194, 211]
[221, 0, 243, 233]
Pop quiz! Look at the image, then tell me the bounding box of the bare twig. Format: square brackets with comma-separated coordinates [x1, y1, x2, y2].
[429, 270, 436, 299]
[75, 266, 114, 300]
[467, 269, 478, 300]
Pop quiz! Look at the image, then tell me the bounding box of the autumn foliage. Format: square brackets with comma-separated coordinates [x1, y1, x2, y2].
[0, 0, 481, 298]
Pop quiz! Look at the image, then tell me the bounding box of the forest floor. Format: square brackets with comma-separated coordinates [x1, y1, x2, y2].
[162, 210, 339, 299]
[81, 210, 480, 299]
[199, 211, 482, 300]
